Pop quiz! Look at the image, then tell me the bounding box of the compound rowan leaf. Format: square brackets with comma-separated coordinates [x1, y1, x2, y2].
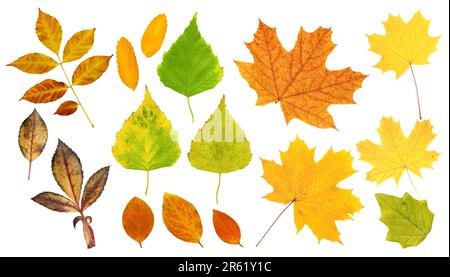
[141, 14, 167, 58]
[32, 192, 79, 213]
[7, 53, 58, 74]
[122, 197, 154, 247]
[236, 21, 367, 129]
[19, 109, 48, 180]
[157, 13, 223, 122]
[36, 9, 62, 55]
[259, 138, 362, 244]
[62, 29, 96, 63]
[21, 79, 68, 103]
[188, 96, 251, 203]
[72, 55, 112, 85]
[112, 86, 181, 195]
[162, 193, 203, 247]
[81, 166, 110, 211]
[55, 101, 78, 116]
[357, 117, 439, 185]
[116, 37, 139, 90]
[376, 193, 433, 248]
[213, 209, 242, 246]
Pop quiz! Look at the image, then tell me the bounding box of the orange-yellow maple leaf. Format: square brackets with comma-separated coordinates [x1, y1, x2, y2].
[258, 138, 363, 244]
[236, 21, 367, 129]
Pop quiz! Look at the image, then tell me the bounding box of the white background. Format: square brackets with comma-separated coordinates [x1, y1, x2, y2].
[0, 0, 448, 257]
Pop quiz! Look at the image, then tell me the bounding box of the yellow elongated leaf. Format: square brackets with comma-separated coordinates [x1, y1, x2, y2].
[55, 101, 78, 116]
[32, 192, 79, 212]
[52, 140, 83, 204]
[162, 193, 203, 246]
[122, 197, 154, 247]
[72, 55, 112, 85]
[7, 53, 58, 74]
[116, 37, 139, 90]
[63, 29, 96, 63]
[141, 14, 167, 58]
[19, 109, 48, 180]
[81, 166, 110, 211]
[21, 79, 68, 103]
[35, 9, 62, 55]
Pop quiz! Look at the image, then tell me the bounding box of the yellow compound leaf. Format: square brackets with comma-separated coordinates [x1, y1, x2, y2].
[72, 55, 112, 86]
[35, 9, 62, 55]
[63, 29, 96, 63]
[7, 53, 58, 74]
[162, 193, 203, 247]
[116, 37, 139, 90]
[122, 197, 154, 248]
[141, 14, 167, 58]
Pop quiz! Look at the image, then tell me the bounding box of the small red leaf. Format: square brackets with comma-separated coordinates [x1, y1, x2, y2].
[55, 101, 79, 116]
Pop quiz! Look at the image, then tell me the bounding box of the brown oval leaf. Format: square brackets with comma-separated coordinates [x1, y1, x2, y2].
[7, 53, 58, 74]
[52, 140, 83, 204]
[19, 109, 48, 180]
[81, 166, 110, 211]
[122, 197, 154, 247]
[55, 101, 78, 116]
[116, 37, 139, 90]
[21, 79, 68, 103]
[36, 9, 62, 55]
[162, 193, 203, 246]
[141, 14, 167, 58]
[213, 209, 242, 246]
[63, 29, 96, 63]
[72, 55, 112, 85]
[32, 192, 79, 212]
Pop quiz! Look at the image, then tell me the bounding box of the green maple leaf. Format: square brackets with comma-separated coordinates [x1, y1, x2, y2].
[112, 86, 181, 195]
[376, 193, 434, 248]
[157, 13, 223, 122]
[188, 96, 252, 203]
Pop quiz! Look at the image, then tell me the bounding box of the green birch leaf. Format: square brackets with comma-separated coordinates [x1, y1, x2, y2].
[376, 193, 434, 248]
[157, 13, 223, 122]
[188, 96, 251, 203]
[112, 86, 181, 195]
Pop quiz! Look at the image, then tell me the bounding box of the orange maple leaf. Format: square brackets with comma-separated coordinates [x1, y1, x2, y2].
[236, 21, 367, 129]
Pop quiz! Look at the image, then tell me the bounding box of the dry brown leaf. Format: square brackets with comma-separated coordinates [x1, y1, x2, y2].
[72, 55, 112, 85]
[36, 8, 62, 55]
[81, 166, 110, 211]
[212, 209, 243, 246]
[116, 37, 139, 90]
[7, 53, 58, 74]
[21, 79, 68, 103]
[141, 14, 167, 58]
[55, 101, 78, 116]
[32, 192, 79, 212]
[62, 29, 96, 63]
[122, 197, 154, 247]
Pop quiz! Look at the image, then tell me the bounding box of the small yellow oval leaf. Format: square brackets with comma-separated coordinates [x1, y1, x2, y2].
[63, 29, 96, 63]
[162, 193, 203, 247]
[141, 14, 167, 58]
[72, 55, 112, 86]
[116, 37, 139, 90]
[35, 9, 62, 55]
[122, 197, 154, 247]
[21, 79, 68, 103]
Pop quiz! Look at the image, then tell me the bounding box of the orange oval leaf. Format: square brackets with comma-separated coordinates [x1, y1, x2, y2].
[116, 37, 139, 90]
[35, 9, 62, 55]
[213, 209, 242, 246]
[122, 197, 154, 247]
[63, 29, 96, 63]
[7, 53, 58, 74]
[22, 79, 68, 103]
[162, 193, 203, 247]
[141, 14, 167, 58]
[55, 101, 78, 116]
[72, 55, 112, 86]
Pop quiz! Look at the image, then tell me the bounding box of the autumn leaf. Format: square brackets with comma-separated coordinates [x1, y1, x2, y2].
[235, 21, 367, 129]
[7, 53, 58, 74]
[257, 138, 362, 245]
[36, 8, 62, 55]
[213, 210, 243, 247]
[162, 193, 203, 247]
[32, 140, 110, 249]
[376, 193, 433, 248]
[116, 37, 139, 90]
[112, 86, 181, 195]
[21, 79, 68, 103]
[188, 96, 252, 203]
[122, 197, 154, 248]
[62, 29, 95, 63]
[141, 14, 167, 58]
[72, 55, 112, 85]
[357, 117, 439, 191]
[367, 11, 440, 119]
[18, 109, 48, 180]
[158, 13, 223, 122]
[55, 101, 78, 116]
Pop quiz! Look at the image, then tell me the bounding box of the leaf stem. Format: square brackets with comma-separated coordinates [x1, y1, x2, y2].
[139, 242, 143, 248]
[187, 96, 195, 122]
[216, 173, 222, 204]
[256, 200, 295, 247]
[145, 170, 150, 196]
[28, 160, 32, 180]
[198, 241, 204, 248]
[406, 169, 420, 196]
[409, 64, 422, 120]
[57, 56, 95, 128]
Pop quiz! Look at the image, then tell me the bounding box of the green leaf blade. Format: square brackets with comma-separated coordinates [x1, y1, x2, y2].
[376, 193, 434, 248]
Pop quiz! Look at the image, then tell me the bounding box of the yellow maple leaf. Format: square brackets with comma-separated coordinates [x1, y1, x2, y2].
[258, 138, 363, 245]
[368, 11, 440, 119]
[358, 117, 439, 186]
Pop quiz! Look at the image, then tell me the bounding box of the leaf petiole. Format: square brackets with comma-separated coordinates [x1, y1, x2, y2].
[409, 64, 422, 120]
[145, 170, 150, 196]
[256, 200, 295, 247]
[215, 173, 222, 204]
[187, 97, 195, 122]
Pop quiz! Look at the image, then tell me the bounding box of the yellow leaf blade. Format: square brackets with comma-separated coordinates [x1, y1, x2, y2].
[35, 9, 62, 55]
[7, 53, 58, 74]
[141, 14, 167, 58]
[116, 37, 139, 90]
[72, 55, 112, 85]
[21, 79, 68, 103]
[63, 29, 95, 63]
